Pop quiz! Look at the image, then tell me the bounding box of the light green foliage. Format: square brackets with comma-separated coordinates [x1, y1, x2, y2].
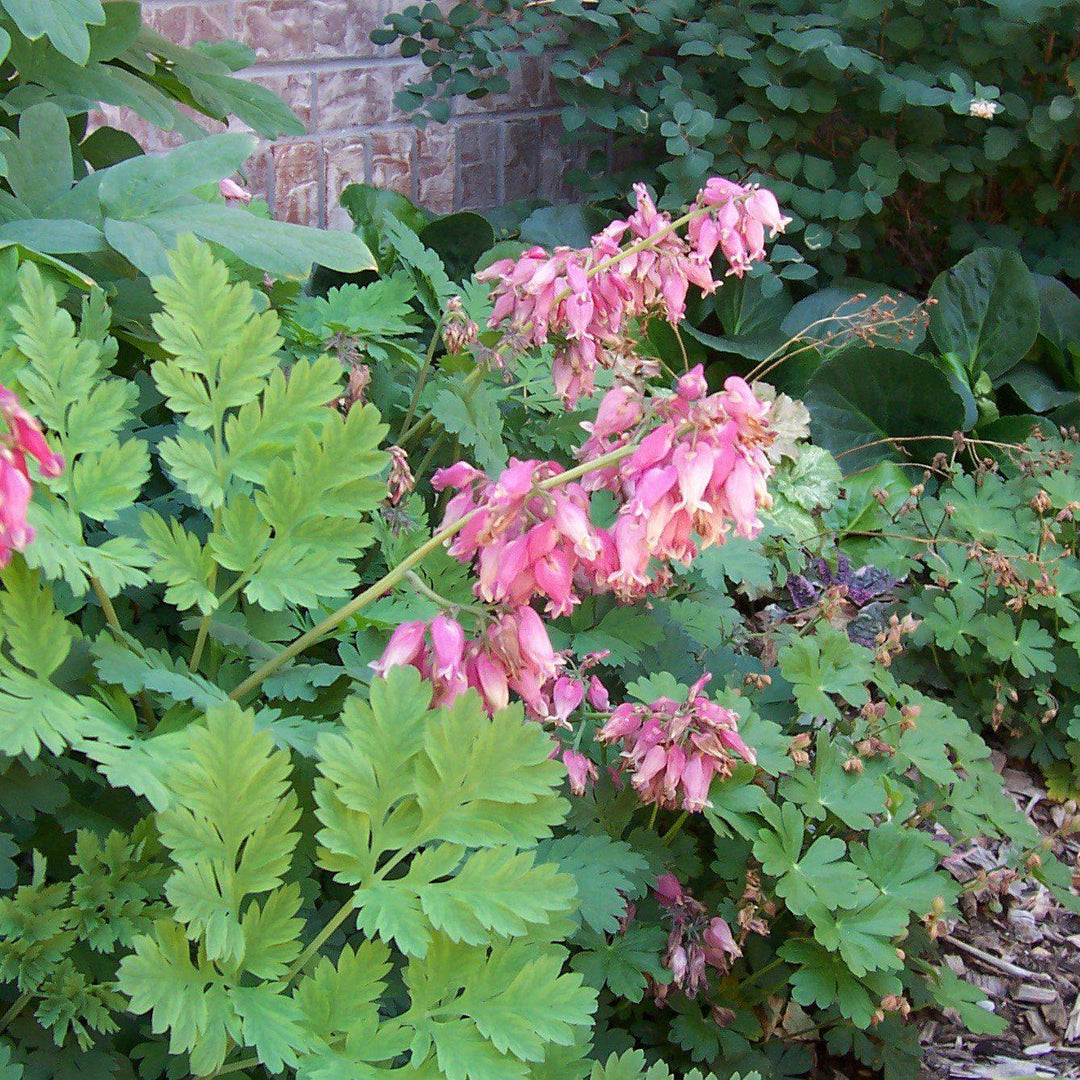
[0, 832, 166, 1051]
[285, 274, 424, 367]
[898, 434, 1080, 784]
[2, 264, 151, 595]
[145, 237, 388, 615]
[114, 670, 593, 1077]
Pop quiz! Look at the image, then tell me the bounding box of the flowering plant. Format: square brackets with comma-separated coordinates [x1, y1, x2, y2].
[0, 168, 1063, 1080]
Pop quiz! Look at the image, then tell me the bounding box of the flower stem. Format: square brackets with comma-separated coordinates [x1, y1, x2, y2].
[404, 570, 485, 615]
[660, 810, 689, 845]
[227, 509, 479, 703]
[228, 441, 639, 704]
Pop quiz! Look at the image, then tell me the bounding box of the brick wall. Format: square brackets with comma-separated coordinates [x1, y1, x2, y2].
[113, 0, 583, 227]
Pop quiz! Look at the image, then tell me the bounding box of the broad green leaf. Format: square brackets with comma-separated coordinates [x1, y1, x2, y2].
[780, 939, 900, 1027]
[778, 627, 873, 720]
[812, 895, 908, 975]
[804, 347, 968, 473]
[929, 248, 1040, 378]
[849, 825, 950, 914]
[1, 0, 105, 63]
[118, 922, 224, 1062]
[140, 512, 218, 614]
[570, 925, 669, 1002]
[753, 804, 870, 917]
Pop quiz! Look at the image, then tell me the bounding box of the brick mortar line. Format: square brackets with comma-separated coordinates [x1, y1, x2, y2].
[247, 55, 410, 75]
[312, 108, 563, 139]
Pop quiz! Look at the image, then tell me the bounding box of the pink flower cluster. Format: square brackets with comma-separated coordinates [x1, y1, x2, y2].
[597, 675, 755, 813]
[433, 459, 604, 618]
[434, 370, 774, 609]
[0, 387, 63, 566]
[371, 609, 610, 729]
[579, 370, 775, 598]
[478, 178, 790, 406]
[372, 608, 558, 715]
[654, 874, 741, 1001]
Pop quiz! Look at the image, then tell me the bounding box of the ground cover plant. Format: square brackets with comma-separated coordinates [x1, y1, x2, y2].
[376, 0, 1079, 286]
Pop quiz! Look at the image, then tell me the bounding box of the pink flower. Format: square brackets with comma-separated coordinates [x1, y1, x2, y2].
[652, 877, 739, 1000]
[370, 621, 427, 677]
[584, 385, 644, 443]
[552, 676, 585, 726]
[219, 177, 253, 204]
[561, 749, 598, 796]
[479, 177, 787, 405]
[435, 457, 609, 618]
[655, 873, 686, 909]
[676, 365, 708, 402]
[386, 446, 414, 506]
[0, 388, 64, 480]
[745, 188, 792, 237]
[587, 675, 610, 710]
[597, 674, 754, 812]
[680, 754, 715, 813]
[0, 387, 63, 565]
[702, 917, 741, 969]
[0, 456, 34, 565]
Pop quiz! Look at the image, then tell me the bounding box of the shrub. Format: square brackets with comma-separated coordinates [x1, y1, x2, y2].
[0, 0, 374, 316]
[376, 0, 1080, 285]
[0, 170, 1072, 1078]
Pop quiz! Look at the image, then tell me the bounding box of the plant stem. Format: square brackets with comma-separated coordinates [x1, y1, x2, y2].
[398, 326, 444, 443]
[282, 897, 358, 984]
[91, 576, 156, 728]
[90, 576, 123, 635]
[660, 810, 689, 845]
[404, 570, 485, 615]
[413, 431, 448, 479]
[400, 366, 485, 449]
[0, 991, 30, 1035]
[228, 440, 639, 703]
[736, 956, 786, 991]
[200, 1056, 259, 1079]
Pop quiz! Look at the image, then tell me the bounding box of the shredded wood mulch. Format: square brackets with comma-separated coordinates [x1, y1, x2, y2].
[919, 757, 1080, 1079]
